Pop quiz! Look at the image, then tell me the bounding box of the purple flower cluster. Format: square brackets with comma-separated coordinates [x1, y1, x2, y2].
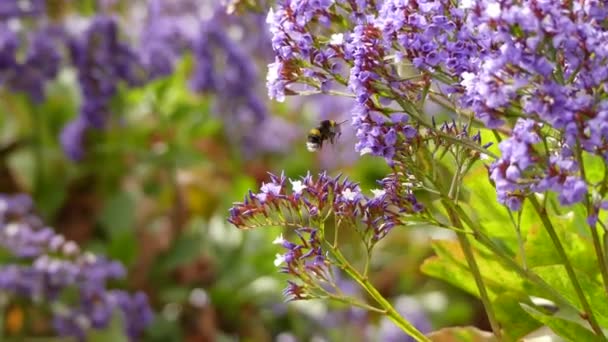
[489, 119, 586, 210]
[229, 171, 423, 244]
[266, 0, 345, 102]
[265, 0, 482, 162]
[463, 1, 608, 209]
[353, 109, 419, 161]
[265, 0, 608, 213]
[273, 227, 329, 301]
[0, 0, 45, 20]
[61, 16, 145, 161]
[0, 194, 153, 341]
[139, 0, 201, 78]
[0, 23, 63, 103]
[190, 8, 301, 155]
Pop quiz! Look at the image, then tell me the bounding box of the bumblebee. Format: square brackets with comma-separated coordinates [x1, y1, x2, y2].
[306, 119, 347, 152]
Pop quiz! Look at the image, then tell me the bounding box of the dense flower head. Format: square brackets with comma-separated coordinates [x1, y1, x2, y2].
[488, 119, 587, 210]
[0, 23, 64, 102]
[266, 0, 485, 165]
[462, 1, 608, 147]
[71, 15, 145, 128]
[138, 0, 203, 78]
[0, 0, 46, 20]
[0, 194, 153, 341]
[273, 228, 330, 301]
[228, 171, 423, 241]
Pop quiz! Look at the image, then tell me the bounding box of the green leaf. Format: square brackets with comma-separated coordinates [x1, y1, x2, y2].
[582, 153, 605, 184]
[533, 265, 608, 327]
[156, 232, 202, 272]
[106, 230, 138, 266]
[521, 304, 597, 342]
[421, 240, 531, 300]
[99, 192, 135, 238]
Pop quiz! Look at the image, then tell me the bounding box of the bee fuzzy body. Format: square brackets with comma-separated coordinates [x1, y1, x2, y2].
[306, 120, 345, 152]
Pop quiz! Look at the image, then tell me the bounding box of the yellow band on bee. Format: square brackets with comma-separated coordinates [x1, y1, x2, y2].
[309, 128, 321, 135]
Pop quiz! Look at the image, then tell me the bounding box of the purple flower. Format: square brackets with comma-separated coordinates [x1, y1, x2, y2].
[60, 117, 88, 161]
[0, 0, 45, 20]
[0, 24, 64, 102]
[0, 194, 153, 341]
[229, 171, 422, 241]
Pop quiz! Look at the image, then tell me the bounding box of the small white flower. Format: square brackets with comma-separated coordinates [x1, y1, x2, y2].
[342, 188, 359, 201]
[485, 2, 502, 19]
[5, 223, 20, 237]
[189, 288, 209, 308]
[359, 147, 373, 155]
[266, 8, 275, 25]
[62, 241, 80, 256]
[460, 72, 475, 89]
[272, 234, 285, 245]
[49, 235, 66, 251]
[83, 252, 97, 264]
[371, 189, 386, 198]
[329, 33, 344, 45]
[274, 253, 286, 267]
[290, 180, 307, 194]
[460, 0, 474, 9]
[261, 182, 281, 195]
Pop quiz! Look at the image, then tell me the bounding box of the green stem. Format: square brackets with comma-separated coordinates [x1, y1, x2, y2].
[331, 247, 431, 342]
[589, 222, 608, 297]
[443, 203, 502, 340]
[574, 145, 608, 296]
[529, 196, 606, 339]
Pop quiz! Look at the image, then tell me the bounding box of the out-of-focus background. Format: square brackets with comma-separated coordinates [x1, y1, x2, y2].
[0, 0, 486, 340]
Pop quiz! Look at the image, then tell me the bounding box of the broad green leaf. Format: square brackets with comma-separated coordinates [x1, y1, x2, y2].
[521, 304, 597, 342]
[533, 265, 608, 327]
[422, 240, 530, 300]
[421, 254, 489, 299]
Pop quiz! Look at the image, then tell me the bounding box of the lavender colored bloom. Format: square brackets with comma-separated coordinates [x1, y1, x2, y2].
[60, 117, 88, 161]
[0, 194, 153, 341]
[229, 171, 422, 240]
[0, 0, 45, 20]
[139, 0, 202, 78]
[60, 15, 147, 160]
[71, 15, 144, 128]
[0, 24, 64, 102]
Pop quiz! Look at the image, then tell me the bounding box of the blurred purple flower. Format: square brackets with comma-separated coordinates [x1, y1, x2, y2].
[0, 0, 45, 20]
[0, 194, 153, 341]
[60, 117, 88, 161]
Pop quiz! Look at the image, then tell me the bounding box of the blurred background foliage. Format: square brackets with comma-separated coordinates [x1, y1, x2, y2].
[0, 0, 487, 341]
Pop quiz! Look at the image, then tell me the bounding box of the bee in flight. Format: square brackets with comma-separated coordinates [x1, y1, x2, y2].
[306, 119, 348, 152]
